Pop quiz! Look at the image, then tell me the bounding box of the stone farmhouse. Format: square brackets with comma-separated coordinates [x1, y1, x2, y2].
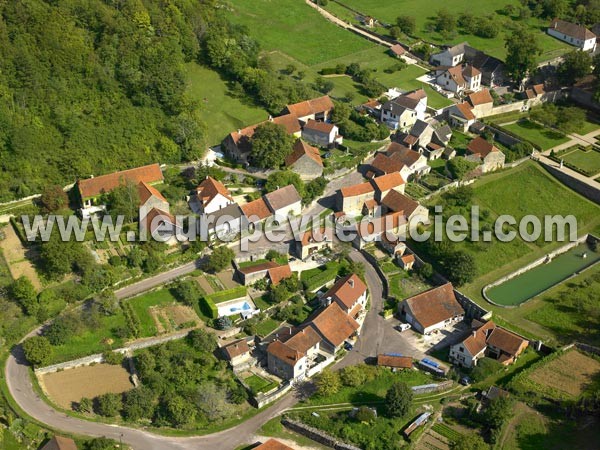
[264, 185, 302, 217]
[221, 339, 252, 368]
[380, 89, 428, 130]
[400, 283, 465, 334]
[399, 119, 453, 160]
[370, 142, 431, 180]
[548, 19, 596, 51]
[446, 102, 477, 131]
[430, 43, 505, 87]
[296, 226, 333, 260]
[301, 119, 343, 148]
[449, 320, 529, 368]
[435, 65, 482, 95]
[235, 261, 292, 286]
[285, 139, 323, 180]
[190, 176, 234, 214]
[282, 95, 334, 124]
[466, 89, 494, 117]
[466, 137, 506, 173]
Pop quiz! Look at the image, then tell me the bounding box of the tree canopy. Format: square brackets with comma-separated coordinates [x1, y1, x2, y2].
[250, 122, 295, 168]
[504, 28, 541, 83]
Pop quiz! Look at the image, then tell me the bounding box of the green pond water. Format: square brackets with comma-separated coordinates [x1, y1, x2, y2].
[486, 242, 600, 306]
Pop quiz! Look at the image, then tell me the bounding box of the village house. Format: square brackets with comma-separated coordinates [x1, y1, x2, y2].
[204, 203, 245, 238]
[377, 354, 413, 369]
[267, 326, 322, 381]
[449, 320, 529, 368]
[264, 185, 302, 217]
[398, 253, 416, 270]
[221, 114, 302, 164]
[435, 65, 482, 95]
[389, 44, 406, 58]
[400, 120, 453, 160]
[351, 211, 407, 250]
[380, 189, 430, 229]
[548, 19, 596, 51]
[285, 139, 323, 180]
[400, 283, 465, 334]
[431, 43, 505, 86]
[370, 143, 431, 180]
[307, 301, 360, 353]
[76, 163, 164, 216]
[282, 95, 334, 124]
[42, 436, 78, 450]
[466, 137, 506, 173]
[236, 261, 292, 286]
[379, 233, 407, 257]
[296, 226, 333, 260]
[254, 439, 295, 450]
[301, 119, 343, 148]
[190, 176, 234, 214]
[431, 43, 467, 67]
[381, 89, 428, 130]
[138, 182, 180, 243]
[322, 273, 368, 318]
[337, 181, 375, 216]
[446, 102, 476, 131]
[523, 83, 546, 103]
[221, 339, 252, 368]
[241, 197, 272, 224]
[467, 88, 494, 117]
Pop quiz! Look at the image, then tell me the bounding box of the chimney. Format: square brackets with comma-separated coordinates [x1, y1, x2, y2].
[349, 278, 355, 288]
[268, 115, 273, 121]
[237, 129, 242, 134]
[472, 331, 477, 337]
[90, 175, 94, 179]
[326, 296, 332, 306]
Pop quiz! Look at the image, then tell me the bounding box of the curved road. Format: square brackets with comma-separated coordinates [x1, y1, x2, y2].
[5, 251, 385, 449]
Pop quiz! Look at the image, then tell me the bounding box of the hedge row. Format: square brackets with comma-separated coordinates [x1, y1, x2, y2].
[199, 296, 218, 319]
[204, 286, 247, 304]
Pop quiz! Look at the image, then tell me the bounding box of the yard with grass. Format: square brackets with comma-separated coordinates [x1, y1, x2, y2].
[503, 120, 568, 150]
[561, 146, 600, 176]
[243, 374, 278, 394]
[129, 288, 181, 337]
[254, 318, 281, 337]
[388, 271, 432, 301]
[184, 63, 267, 146]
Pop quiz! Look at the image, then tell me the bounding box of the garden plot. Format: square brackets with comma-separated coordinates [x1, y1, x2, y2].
[149, 303, 199, 334]
[528, 350, 600, 399]
[0, 224, 41, 289]
[40, 363, 133, 410]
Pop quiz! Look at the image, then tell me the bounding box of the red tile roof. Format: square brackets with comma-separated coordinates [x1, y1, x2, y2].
[138, 181, 167, 205]
[267, 340, 304, 363]
[309, 302, 360, 348]
[390, 44, 406, 56]
[142, 207, 176, 234]
[386, 143, 422, 166]
[300, 226, 334, 246]
[241, 198, 272, 222]
[304, 119, 335, 133]
[284, 326, 321, 354]
[254, 438, 295, 450]
[222, 339, 250, 360]
[468, 89, 493, 107]
[532, 84, 545, 96]
[400, 254, 415, 265]
[467, 137, 500, 158]
[404, 283, 464, 330]
[324, 274, 367, 309]
[486, 326, 528, 356]
[381, 189, 420, 216]
[285, 96, 334, 118]
[372, 172, 406, 193]
[286, 139, 323, 167]
[340, 181, 374, 198]
[77, 163, 163, 200]
[377, 354, 413, 368]
[196, 176, 233, 205]
[272, 114, 302, 134]
[462, 320, 496, 356]
[268, 264, 293, 286]
[453, 102, 476, 120]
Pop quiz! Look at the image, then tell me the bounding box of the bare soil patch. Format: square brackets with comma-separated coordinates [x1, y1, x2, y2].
[529, 350, 600, 398]
[40, 363, 133, 410]
[149, 303, 198, 334]
[217, 269, 238, 289]
[0, 224, 41, 289]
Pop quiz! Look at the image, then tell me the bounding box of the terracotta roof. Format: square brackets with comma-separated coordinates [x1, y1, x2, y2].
[371, 172, 406, 193]
[222, 339, 250, 360]
[486, 326, 528, 356]
[285, 326, 321, 354]
[404, 283, 464, 329]
[138, 181, 167, 205]
[272, 114, 302, 134]
[386, 143, 422, 166]
[268, 264, 293, 285]
[304, 119, 335, 133]
[285, 96, 334, 118]
[255, 438, 295, 450]
[404, 88, 427, 101]
[300, 226, 334, 246]
[238, 260, 280, 275]
[264, 185, 301, 212]
[371, 153, 403, 174]
[356, 211, 406, 238]
[467, 137, 500, 158]
[196, 176, 233, 205]
[453, 102, 476, 120]
[241, 197, 272, 222]
[533, 84, 545, 96]
[362, 99, 381, 109]
[461, 320, 495, 356]
[403, 134, 418, 145]
[286, 139, 323, 168]
[363, 199, 378, 211]
[390, 44, 406, 56]
[427, 142, 443, 151]
[142, 207, 176, 234]
[381, 189, 420, 216]
[77, 163, 163, 200]
[267, 340, 304, 364]
[446, 66, 467, 86]
[377, 354, 413, 368]
[400, 254, 415, 264]
[524, 89, 535, 99]
[549, 19, 596, 40]
[340, 181, 374, 198]
[468, 89, 493, 107]
[324, 274, 367, 309]
[42, 436, 78, 450]
[309, 302, 360, 348]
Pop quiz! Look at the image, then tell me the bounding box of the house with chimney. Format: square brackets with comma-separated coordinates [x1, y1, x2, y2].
[400, 283, 465, 334]
[301, 119, 343, 148]
[285, 140, 323, 180]
[370, 142, 431, 180]
[435, 65, 482, 95]
[449, 320, 529, 368]
[296, 226, 333, 260]
[267, 326, 322, 380]
[548, 19, 596, 51]
[221, 339, 252, 368]
[380, 89, 427, 130]
[308, 302, 361, 353]
[282, 95, 334, 124]
[190, 176, 234, 214]
[322, 274, 368, 318]
[466, 137, 505, 173]
[241, 197, 272, 224]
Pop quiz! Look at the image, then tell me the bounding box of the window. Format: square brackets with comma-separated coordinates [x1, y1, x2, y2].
[459, 346, 464, 352]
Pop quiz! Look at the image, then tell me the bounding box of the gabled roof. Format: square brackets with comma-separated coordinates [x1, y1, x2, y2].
[446, 66, 467, 86]
[377, 354, 413, 368]
[226, 115, 301, 148]
[138, 181, 167, 205]
[371, 153, 403, 174]
[284, 326, 321, 354]
[303, 119, 336, 134]
[400, 254, 415, 265]
[255, 439, 295, 450]
[434, 125, 452, 145]
[532, 84, 545, 96]
[371, 172, 406, 193]
[486, 326, 528, 356]
[467, 137, 500, 158]
[324, 274, 367, 309]
[241, 197, 272, 222]
[267, 340, 304, 364]
[467, 89, 494, 107]
[207, 203, 243, 225]
[381, 189, 420, 217]
[309, 302, 360, 348]
[268, 264, 293, 285]
[77, 163, 163, 200]
[549, 18, 596, 40]
[272, 114, 302, 134]
[284, 96, 334, 118]
[404, 283, 464, 329]
[142, 207, 176, 234]
[386, 143, 423, 167]
[408, 119, 430, 138]
[355, 211, 406, 238]
[390, 44, 406, 56]
[461, 320, 495, 356]
[462, 65, 481, 78]
[264, 185, 302, 212]
[383, 90, 426, 115]
[222, 339, 250, 360]
[340, 181, 375, 198]
[300, 226, 334, 246]
[452, 102, 476, 121]
[286, 139, 323, 168]
[196, 176, 233, 205]
[42, 436, 78, 450]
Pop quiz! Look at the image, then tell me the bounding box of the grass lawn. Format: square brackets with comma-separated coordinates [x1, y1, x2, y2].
[255, 318, 281, 337]
[562, 147, 600, 175]
[326, 0, 570, 61]
[129, 289, 178, 337]
[244, 374, 278, 394]
[184, 63, 267, 146]
[227, 0, 373, 66]
[503, 120, 568, 150]
[259, 417, 330, 450]
[388, 271, 431, 300]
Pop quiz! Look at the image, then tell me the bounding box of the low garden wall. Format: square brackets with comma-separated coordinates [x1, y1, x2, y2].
[411, 380, 453, 394]
[282, 418, 362, 450]
[541, 160, 600, 205]
[359, 249, 388, 298]
[254, 381, 292, 409]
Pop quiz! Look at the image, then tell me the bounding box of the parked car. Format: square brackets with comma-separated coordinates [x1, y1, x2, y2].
[396, 323, 411, 332]
[460, 376, 472, 386]
[344, 341, 354, 351]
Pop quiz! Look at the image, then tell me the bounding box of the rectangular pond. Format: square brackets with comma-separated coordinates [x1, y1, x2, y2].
[485, 242, 600, 306]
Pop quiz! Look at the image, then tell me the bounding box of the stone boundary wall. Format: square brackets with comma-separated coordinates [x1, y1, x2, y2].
[482, 234, 596, 308]
[411, 380, 453, 394]
[359, 249, 388, 298]
[575, 342, 600, 356]
[282, 418, 362, 450]
[541, 161, 600, 205]
[454, 289, 489, 321]
[254, 382, 292, 409]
